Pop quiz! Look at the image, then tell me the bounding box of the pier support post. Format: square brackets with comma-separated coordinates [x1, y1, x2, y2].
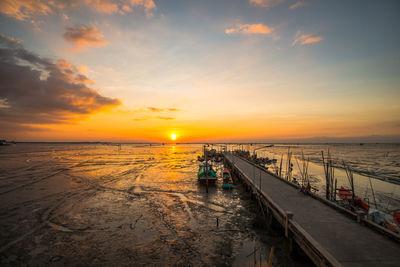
[266, 209, 273, 233]
[285, 211, 293, 238]
[356, 210, 363, 223]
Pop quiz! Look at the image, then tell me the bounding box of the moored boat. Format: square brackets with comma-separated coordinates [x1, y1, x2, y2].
[338, 187, 353, 200]
[197, 162, 217, 183]
[338, 187, 370, 211]
[222, 169, 233, 189]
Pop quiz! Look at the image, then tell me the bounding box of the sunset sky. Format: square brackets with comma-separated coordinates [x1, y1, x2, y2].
[0, 0, 399, 142]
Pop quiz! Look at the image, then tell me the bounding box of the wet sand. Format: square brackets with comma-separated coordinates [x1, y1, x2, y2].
[0, 144, 311, 266]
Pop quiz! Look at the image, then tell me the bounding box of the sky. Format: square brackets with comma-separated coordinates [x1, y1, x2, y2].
[0, 0, 399, 143]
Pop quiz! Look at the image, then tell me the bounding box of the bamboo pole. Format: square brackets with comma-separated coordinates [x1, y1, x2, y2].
[368, 176, 378, 208]
[322, 151, 330, 200]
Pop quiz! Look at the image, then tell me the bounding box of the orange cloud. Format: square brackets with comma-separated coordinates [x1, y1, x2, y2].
[0, 0, 157, 21]
[84, 0, 119, 14]
[290, 1, 307, 9]
[133, 116, 175, 121]
[85, 0, 157, 17]
[132, 107, 179, 121]
[249, 0, 285, 8]
[56, 60, 95, 84]
[147, 107, 163, 112]
[63, 25, 109, 51]
[147, 107, 180, 112]
[225, 24, 273, 35]
[292, 31, 323, 45]
[0, 0, 51, 20]
[155, 116, 174, 120]
[77, 65, 89, 73]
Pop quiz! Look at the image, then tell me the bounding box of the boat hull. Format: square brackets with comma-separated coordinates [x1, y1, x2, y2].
[222, 183, 233, 189]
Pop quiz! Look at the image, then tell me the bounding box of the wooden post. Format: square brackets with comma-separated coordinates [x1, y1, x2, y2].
[285, 211, 293, 238]
[356, 210, 363, 223]
[253, 165, 255, 184]
[268, 246, 275, 267]
[266, 207, 272, 233]
[253, 246, 256, 266]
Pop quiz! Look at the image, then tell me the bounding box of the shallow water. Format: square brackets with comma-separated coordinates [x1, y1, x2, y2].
[0, 144, 308, 266]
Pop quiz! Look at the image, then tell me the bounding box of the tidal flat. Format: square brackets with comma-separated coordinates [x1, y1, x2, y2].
[0, 144, 309, 266]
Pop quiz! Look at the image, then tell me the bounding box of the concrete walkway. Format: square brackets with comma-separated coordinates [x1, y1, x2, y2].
[226, 153, 400, 267]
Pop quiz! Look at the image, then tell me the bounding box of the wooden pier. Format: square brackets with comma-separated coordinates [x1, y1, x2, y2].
[224, 152, 400, 267]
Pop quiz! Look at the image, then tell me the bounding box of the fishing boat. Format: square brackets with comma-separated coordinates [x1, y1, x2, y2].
[338, 187, 353, 200]
[197, 145, 217, 183]
[338, 187, 370, 211]
[222, 169, 233, 189]
[197, 162, 217, 183]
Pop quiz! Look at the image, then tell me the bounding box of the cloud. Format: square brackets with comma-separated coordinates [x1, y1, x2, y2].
[225, 24, 273, 35]
[249, 0, 285, 8]
[84, 0, 119, 14]
[0, 0, 157, 21]
[133, 116, 175, 121]
[292, 31, 323, 45]
[146, 107, 180, 112]
[147, 107, 163, 112]
[155, 116, 174, 120]
[132, 107, 179, 121]
[63, 25, 109, 51]
[290, 1, 307, 9]
[0, 0, 51, 21]
[84, 0, 157, 17]
[0, 34, 120, 128]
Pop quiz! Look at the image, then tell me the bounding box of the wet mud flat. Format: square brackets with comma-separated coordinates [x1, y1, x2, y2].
[0, 144, 312, 266]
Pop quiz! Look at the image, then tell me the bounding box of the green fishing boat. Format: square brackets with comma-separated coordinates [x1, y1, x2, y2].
[197, 163, 217, 182]
[197, 145, 217, 183]
[222, 169, 233, 189]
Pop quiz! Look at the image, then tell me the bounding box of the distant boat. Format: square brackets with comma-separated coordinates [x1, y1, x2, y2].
[222, 169, 233, 189]
[0, 140, 10, 146]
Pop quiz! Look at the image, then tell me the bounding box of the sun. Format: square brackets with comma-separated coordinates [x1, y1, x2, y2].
[171, 133, 177, 141]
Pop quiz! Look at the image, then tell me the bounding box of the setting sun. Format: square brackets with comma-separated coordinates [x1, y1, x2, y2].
[171, 133, 177, 141]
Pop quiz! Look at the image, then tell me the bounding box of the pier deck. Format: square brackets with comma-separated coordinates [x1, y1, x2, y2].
[224, 153, 400, 267]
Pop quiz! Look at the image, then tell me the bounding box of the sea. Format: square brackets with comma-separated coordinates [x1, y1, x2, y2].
[0, 143, 399, 265]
